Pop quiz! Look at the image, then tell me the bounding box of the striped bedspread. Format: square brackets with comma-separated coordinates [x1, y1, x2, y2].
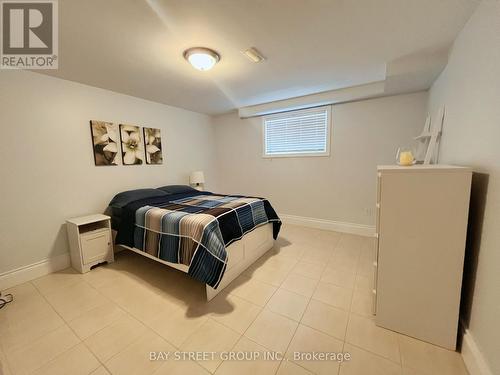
[130, 194, 281, 288]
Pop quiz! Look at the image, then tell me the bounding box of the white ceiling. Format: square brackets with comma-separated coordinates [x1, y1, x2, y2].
[40, 0, 478, 114]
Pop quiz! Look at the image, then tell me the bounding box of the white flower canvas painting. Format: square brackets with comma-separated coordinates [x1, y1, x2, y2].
[90, 120, 121, 166]
[120, 124, 144, 165]
[143, 127, 163, 165]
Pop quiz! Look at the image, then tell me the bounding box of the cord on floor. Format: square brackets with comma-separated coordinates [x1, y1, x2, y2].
[0, 291, 13, 310]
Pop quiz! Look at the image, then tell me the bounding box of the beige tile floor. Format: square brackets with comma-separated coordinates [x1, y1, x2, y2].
[0, 224, 469, 375]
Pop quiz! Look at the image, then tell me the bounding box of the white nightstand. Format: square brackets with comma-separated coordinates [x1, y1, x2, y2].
[66, 214, 114, 273]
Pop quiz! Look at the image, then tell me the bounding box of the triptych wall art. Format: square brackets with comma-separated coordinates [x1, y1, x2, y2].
[90, 121, 163, 166]
[143, 127, 163, 165]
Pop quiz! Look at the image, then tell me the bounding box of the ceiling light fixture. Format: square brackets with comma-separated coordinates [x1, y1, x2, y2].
[183, 47, 220, 71]
[243, 47, 265, 63]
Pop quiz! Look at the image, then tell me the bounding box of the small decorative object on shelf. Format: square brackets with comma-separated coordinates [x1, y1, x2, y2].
[396, 147, 416, 166]
[66, 214, 114, 273]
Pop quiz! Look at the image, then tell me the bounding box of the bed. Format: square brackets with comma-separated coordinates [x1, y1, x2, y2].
[109, 185, 281, 300]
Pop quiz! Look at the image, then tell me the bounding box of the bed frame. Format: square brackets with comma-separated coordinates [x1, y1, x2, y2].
[116, 223, 275, 301]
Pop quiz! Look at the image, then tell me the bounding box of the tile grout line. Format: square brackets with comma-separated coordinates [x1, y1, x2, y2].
[332, 234, 354, 375]
[172, 263, 280, 373]
[211, 246, 297, 374]
[0, 288, 66, 356]
[272, 233, 344, 375]
[209, 231, 340, 374]
[342, 238, 370, 373]
[341, 341, 403, 367]
[260, 236, 340, 375]
[344, 238, 404, 368]
[283, 231, 391, 364]
[29, 280, 105, 375]
[63, 286, 130, 342]
[0, 343, 14, 375]
[333, 235, 363, 375]
[32, 270, 165, 375]
[9, 230, 377, 375]
[75, 267, 205, 374]
[77, 270, 193, 371]
[78, 262, 228, 374]
[349, 238, 405, 371]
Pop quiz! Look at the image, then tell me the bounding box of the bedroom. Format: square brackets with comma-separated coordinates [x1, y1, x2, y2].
[0, 0, 499, 374]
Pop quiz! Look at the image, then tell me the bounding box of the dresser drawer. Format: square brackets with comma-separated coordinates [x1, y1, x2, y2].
[372, 235, 379, 315]
[80, 228, 111, 265]
[376, 172, 382, 205]
[372, 288, 377, 315]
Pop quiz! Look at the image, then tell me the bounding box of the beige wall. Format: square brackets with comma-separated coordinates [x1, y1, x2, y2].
[427, 1, 500, 373]
[0, 71, 216, 274]
[212, 92, 428, 226]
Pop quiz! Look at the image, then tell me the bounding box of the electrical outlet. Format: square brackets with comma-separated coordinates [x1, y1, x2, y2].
[363, 207, 374, 217]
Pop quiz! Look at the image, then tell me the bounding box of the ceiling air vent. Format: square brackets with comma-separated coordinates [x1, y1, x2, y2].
[243, 47, 265, 63]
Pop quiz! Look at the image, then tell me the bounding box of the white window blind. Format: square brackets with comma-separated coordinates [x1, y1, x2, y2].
[263, 107, 330, 157]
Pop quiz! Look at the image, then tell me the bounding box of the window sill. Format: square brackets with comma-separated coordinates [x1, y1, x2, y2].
[262, 152, 330, 159]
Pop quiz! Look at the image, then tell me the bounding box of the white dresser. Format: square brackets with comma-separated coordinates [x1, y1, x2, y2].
[373, 165, 472, 350]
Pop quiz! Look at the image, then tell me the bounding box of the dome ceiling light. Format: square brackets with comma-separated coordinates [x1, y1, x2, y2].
[183, 47, 220, 71]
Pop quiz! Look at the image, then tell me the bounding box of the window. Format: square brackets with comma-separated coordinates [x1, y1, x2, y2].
[263, 106, 331, 157]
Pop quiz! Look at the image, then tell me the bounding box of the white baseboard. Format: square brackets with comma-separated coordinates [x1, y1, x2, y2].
[279, 213, 375, 237]
[461, 328, 493, 375]
[0, 253, 71, 290]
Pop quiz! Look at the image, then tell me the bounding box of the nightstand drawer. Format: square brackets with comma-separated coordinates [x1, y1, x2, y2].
[80, 228, 111, 265]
